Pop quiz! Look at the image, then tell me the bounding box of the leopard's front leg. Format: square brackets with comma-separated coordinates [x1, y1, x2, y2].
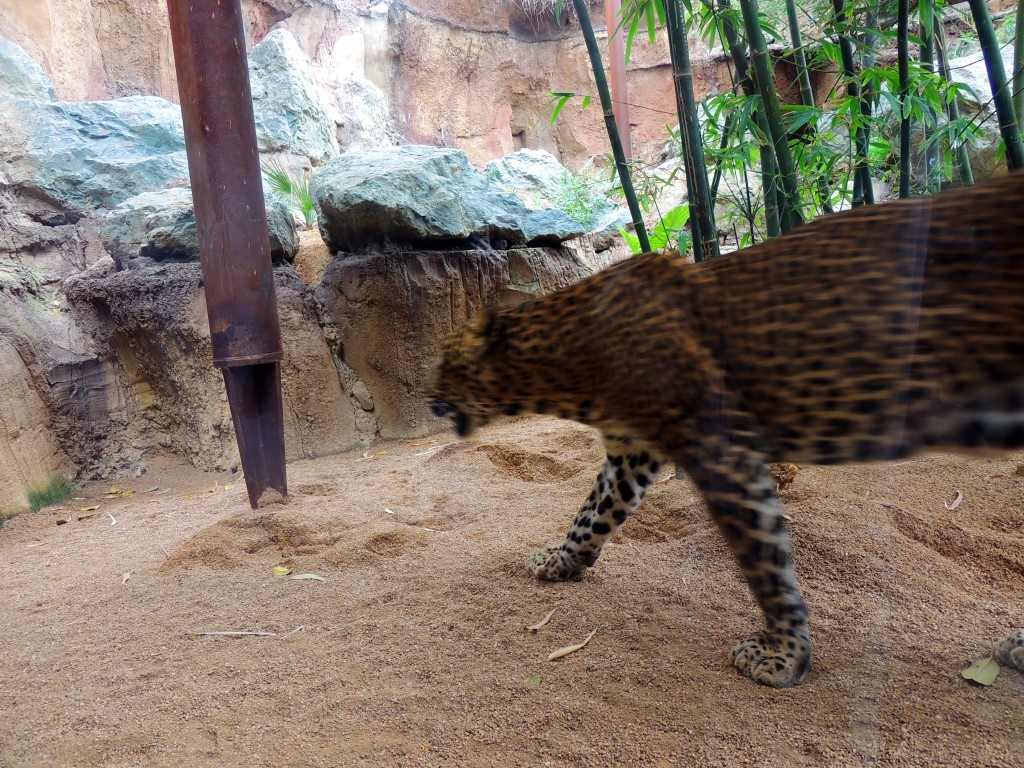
[680, 434, 812, 688]
[526, 435, 663, 582]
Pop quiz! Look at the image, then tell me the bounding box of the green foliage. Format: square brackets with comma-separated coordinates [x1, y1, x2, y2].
[262, 159, 317, 229]
[619, 203, 692, 254]
[552, 0, 1011, 252]
[547, 92, 591, 124]
[27, 474, 74, 513]
[551, 169, 606, 228]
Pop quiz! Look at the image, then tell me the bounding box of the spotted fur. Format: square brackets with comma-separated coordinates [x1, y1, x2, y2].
[429, 171, 1024, 687]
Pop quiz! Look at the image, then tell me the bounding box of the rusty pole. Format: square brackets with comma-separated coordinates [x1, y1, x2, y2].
[166, 0, 287, 508]
[605, 0, 632, 161]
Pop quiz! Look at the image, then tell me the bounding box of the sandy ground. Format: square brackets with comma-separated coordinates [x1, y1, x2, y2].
[1, 416, 1022, 768]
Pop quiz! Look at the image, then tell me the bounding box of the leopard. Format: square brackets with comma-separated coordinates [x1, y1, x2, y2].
[428, 170, 1024, 688]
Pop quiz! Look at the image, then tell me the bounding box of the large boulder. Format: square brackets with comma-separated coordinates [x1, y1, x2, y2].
[486, 148, 629, 232]
[101, 188, 300, 269]
[485, 148, 570, 208]
[317, 246, 594, 438]
[311, 145, 585, 252]
[0, 92, 189, 216]
[249, 28, 339, 165]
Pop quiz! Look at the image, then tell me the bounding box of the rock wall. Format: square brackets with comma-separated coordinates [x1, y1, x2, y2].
[63, 262, 370, 473]
[319, 246, 594, 438]
[0, 29, 616, 515]
[0, 0, 736, 169]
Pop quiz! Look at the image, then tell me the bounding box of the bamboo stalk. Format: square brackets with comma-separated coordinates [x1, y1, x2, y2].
[934, 16, 974, 185]
[571, 0, 651, 251]
[919, 5, 938, 193]
[831, 0, 873, 206]
[664, 0, 719, 260]
[898, 0, 912, 197]
[966, 0, 1024, 170]
[784, 0, 815, 109]
[710, 0, 788, 233]
[1015, 0, 1024, 130]
[738, 0, 804, 229]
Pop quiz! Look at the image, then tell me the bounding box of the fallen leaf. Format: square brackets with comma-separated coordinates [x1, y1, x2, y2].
[76, 512, 100, 521]
[145, 486, 160, 493]
[107, 487, 124, 495]
[290, 573, 327, 582]
[77, 504, 101, 511]
[224, 484, 234, 491]
[961, 656, 1000, 686]
[414, 446, 445, 457]
[548, 628, 598, 661]
[205, 485, 217, 494]
[944, 490, 963, 511]
[272, 566, 292, 577]
[121, 572, 131, 585]
[25, 538, 54, 548]
[384, 508, 395, 515]
[108, 513, 117, 526]
[525, 676, 541, 685]
[527, 607, 557, 632]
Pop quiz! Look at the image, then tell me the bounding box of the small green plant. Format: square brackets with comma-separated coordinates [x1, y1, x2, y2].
[551, 169, 606, 229]
[620, 204, 692, 254]
[27, 474, 74, 513]
[261, 159, 317, 228]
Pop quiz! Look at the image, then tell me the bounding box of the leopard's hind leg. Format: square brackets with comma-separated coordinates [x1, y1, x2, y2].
[526, 434, 664, 582]
[673, 417, 812, 688]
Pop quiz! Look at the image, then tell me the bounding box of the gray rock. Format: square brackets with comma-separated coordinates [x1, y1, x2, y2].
[311, 145, 584, 252]
[485, 148, 567, 204]
[351, 380, 375, 411]
[946, 46, 1015, 113]
[486, 148, 625, 233]
[0, 94, 189, 215]
[333, 76, 402, 151]
[102, 188, 299, 268]
[249, 29, 339, 165]
[0, 37, 56, 102]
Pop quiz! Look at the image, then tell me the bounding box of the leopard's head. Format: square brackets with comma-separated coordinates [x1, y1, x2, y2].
[428, 308, 517, 438]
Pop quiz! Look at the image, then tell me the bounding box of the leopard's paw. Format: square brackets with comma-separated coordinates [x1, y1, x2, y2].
[731, 630, 812, 688]
[525, 546, 586, 582]
[995, 628, 1024, 671]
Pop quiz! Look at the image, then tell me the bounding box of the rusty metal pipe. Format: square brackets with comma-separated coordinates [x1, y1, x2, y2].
[166, 0, 287, 508]
[605, 0, 632, 161]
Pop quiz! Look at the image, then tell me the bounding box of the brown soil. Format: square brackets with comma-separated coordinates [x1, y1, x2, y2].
[1, 417, 1022, 767]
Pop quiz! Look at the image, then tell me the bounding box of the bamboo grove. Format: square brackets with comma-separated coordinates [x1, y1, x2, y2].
[547, 0, 1024, 257]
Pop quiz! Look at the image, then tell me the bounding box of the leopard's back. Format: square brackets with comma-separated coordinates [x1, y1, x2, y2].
[684, 172, 1024, 464]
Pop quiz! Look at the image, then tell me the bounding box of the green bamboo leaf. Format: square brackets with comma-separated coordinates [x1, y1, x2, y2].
[548, 92, 575, 124]
[581, 95, 592, 110]
[618, 226, 642, 254]
[646, 2, 657, 43]
[625, 14, 639, 64]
